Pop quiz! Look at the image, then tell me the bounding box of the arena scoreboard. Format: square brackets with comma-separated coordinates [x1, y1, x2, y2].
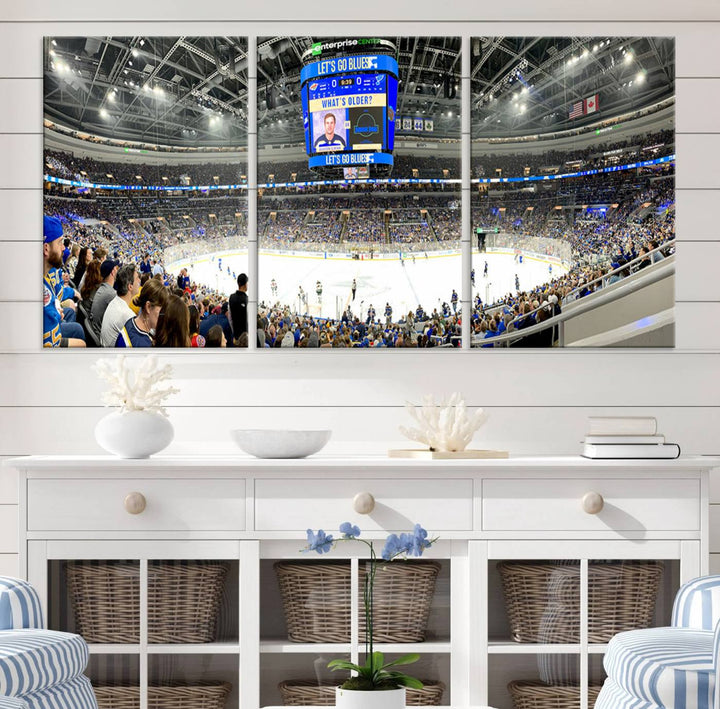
[300, 39, 398, 177]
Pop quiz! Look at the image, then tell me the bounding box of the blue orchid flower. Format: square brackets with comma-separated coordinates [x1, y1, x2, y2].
[304, 528, 334, 554]
[408, 524, 431, 556]
[339, 522, 361, 539]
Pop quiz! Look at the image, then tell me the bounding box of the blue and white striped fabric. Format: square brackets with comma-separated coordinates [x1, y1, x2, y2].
[21, 675, 97, 709]
[0, 697, 29, 709]
[0, 629, 88, 696]
[601, 626, 715, 709]
[673, 575, 720, 630]
[0, 579, 43, 631]
[595, 678, 663, 709]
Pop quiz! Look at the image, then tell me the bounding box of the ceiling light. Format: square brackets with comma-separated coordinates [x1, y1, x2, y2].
[51, 39, 57, 46]
[132, 48, 139, 57]
[139, 39, 145, 46]
[107, 92, 115, 102]
[100, 108, 108, 118]
[593, 44, 599, 52]
[582, 49, 589, 58]
[49, 49, 55, 57]
[520, 104, 526, 113]
[636, 71, 646, 83]
[624, 52, 633, 63]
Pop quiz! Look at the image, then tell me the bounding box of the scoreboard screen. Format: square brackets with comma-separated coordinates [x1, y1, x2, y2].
[300, 53, 398, 174]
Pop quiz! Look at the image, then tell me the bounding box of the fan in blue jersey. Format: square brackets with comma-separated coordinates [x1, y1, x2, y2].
[43, 216, 85, 348]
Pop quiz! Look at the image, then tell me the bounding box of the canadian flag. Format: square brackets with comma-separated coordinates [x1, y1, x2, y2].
[585, 94, 599, 114]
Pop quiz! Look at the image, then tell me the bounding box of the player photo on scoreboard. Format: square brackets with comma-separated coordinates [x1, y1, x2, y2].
[470, 36, 675, 348]
[258, 36, 462, 349]
[42, 36, 249, 349]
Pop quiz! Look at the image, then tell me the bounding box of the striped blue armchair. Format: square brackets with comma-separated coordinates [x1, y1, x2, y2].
[0, 576, 97, 709]
[596, 575, 720, 709]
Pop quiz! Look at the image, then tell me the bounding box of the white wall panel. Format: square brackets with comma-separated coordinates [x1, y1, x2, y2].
[1, 352, 719, 407]
[676, 135, 720, 189]
[0, 555, 19, 578]
[2, 406, 719, 457]
[0, 463, 18, 505]
[0, 189, 41, 243]
[675, 243, 720, 301]
[0, 242, 40, 300]
[0, 506, 18, 553]
[0, 79, 42, 133]
[0, 135, 41, 189]
[676, 189, 720, 241]
[677, 79, 720, 133]
[6, 0, 720, 22]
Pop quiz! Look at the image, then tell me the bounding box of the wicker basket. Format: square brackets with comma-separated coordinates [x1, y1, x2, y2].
[275, 560, 441, 643]
[93, 682, 231, 709]
[67, 561, 230, 643]
[508, 681, 601, 709]
[497, 561, 664, 643]
[278, 680, 445, 706]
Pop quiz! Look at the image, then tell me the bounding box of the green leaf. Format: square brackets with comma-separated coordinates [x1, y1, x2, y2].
[371, 651, 385, 670]
[395, 676, 424, 689]
[327, 660, 361, 673]
[382, 653, 420, 668]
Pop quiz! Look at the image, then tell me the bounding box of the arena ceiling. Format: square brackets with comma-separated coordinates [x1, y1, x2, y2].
[44, 35, 674, 150]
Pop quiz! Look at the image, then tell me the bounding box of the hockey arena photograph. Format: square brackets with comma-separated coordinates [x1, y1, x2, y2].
[42, 35, 674, 349]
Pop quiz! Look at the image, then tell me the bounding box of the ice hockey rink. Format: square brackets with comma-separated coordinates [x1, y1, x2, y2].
[168, 248, 568, 320]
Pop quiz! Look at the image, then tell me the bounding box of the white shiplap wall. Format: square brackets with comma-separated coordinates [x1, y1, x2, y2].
[1, 2, 720, 579]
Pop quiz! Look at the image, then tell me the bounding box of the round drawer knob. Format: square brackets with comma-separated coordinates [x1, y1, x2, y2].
[582, 491, 604, 515]
[124, 492, 146, 515]
[353, 492, 375, 515]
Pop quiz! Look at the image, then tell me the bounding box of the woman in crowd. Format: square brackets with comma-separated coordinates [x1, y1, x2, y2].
[188, 305, 205, 347]
[79, 261, 103, 315]
[73, 246, 92, 286]
[155, 294, 191, 348]
[116, 278, 168, 347]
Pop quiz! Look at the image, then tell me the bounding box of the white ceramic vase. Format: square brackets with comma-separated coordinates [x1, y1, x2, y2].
[94, 410, 174, 459]
[335, 687, 405, 709]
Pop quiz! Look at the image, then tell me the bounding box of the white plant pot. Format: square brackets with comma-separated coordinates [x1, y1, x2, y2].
[335, 686, 405, 709]
[95, 410, 174, 459]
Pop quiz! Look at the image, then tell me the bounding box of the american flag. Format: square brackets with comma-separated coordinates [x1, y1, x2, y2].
[569, 100, 584, 119]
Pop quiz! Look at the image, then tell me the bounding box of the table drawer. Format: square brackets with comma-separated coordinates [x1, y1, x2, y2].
[27, 479, 246, 531]
[482, 478, 699, 532]
[255, 478, 473, 531]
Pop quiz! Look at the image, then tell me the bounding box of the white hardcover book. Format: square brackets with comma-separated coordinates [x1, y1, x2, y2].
[582, 443, 680, 459]
[588, 417, 657, 436]
[583, 435, 665, 445]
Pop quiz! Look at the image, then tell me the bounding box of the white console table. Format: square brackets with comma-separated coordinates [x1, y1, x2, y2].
[6, 455, 716, 709]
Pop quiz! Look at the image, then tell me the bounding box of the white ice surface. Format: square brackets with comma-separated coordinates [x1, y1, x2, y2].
[168, 248, 568, 320]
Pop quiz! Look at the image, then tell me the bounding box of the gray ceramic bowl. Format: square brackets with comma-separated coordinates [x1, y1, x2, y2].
[231, 429, 332, 459]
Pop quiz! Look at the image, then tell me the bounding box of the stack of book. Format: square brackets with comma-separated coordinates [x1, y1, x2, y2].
[582, 417, 681, 459]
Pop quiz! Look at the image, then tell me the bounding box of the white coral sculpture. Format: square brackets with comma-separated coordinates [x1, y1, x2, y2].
[399, 392, 487, 452]
[92, 355, 180, 417]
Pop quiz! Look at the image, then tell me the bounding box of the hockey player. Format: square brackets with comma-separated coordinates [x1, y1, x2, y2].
[316, 280, 323, 304]
[351, 278, 356, 301]
[384, 302, 393, 325]
[271, 278, 278, 297]
[515, 274, 520, 291]
[483, 260, 488, 277]
[451, 289, 458, 314]
[471, 268, 475, 286]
